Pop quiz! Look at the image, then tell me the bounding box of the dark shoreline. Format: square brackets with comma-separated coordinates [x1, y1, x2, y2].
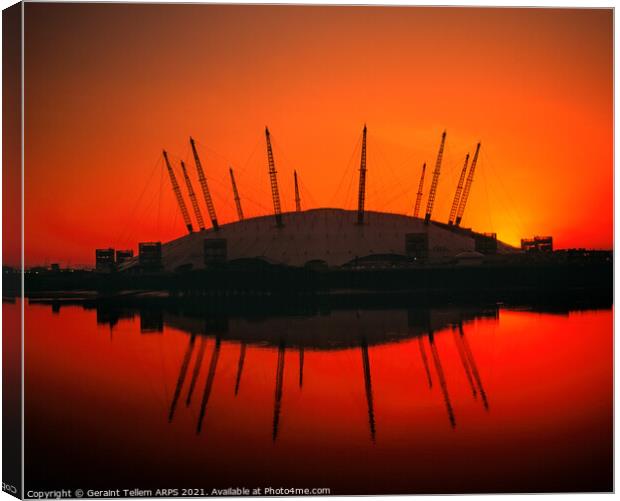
[18, 286, 612, 351]
[7, 260, 611, 304]
[19, 281, 612, 316]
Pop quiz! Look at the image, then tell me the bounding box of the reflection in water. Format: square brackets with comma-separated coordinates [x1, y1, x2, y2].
[453, 326, 477, 399]
[96, 306, 133, 330]
[360, 337, 376, 442]
[428, 331, 456, 428]
[23, 299, 613, 493]
[197, 336, 222, 434]
[158, 307, 494, 440]
[34, 298, 507, 443]
[23, 296, 613, 494]
[168, 335, 195, 423]
[418, 338, 433, 388]
[234, 341, 246, 396]
[78, 301, 500, 440]
[459, 323, 489, 410]
[140, 308, 163, 333]
[273, 340, 286, 442]
[186, 336, 207, 406]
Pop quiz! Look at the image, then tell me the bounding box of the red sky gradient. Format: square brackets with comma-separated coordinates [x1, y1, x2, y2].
[21, 4, 612, 267]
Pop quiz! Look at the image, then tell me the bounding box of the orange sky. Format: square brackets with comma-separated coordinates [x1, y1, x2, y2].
[21, 4, 612, 267]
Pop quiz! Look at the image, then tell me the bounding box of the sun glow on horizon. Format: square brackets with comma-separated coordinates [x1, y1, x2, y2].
[16, 4, 612, 266]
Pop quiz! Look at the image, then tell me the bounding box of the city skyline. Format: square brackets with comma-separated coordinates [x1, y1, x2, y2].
[15, 4, 613, 266]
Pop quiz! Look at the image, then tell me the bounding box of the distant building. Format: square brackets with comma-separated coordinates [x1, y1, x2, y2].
[475, 233, 497, 255]
[50, 263, 60, 272]
[521, 236, 553, 253]
[139, 242, 162, 270]
[115, 249, 134, 265]
[29, 266, 49, 274]
[405, 233, 429, 260]
[95, 248, 115, 272]
[204, 238, 227, 265]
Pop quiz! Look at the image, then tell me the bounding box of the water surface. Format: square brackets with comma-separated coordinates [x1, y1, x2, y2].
[21, 301, 612, 494]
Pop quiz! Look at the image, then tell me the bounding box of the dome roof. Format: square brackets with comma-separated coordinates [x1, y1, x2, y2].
[123, 208, 515, 271]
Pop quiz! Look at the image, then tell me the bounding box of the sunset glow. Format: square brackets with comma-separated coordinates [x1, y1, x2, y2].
[21, 4, 612, 267]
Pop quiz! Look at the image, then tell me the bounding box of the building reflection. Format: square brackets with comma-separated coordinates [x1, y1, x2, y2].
[95, 304, 134, 329]
[41, 299, 496, 442]
[140, 308, 164, 334]
[158, 305, 494, 442]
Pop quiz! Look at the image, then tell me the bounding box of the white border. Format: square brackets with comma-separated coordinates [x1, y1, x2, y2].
[0, 2, 615, 501]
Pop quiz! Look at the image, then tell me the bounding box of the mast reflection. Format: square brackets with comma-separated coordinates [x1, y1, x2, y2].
[452, 328, 477, 399]
[168, 335, 196, 423]
[196, 336, 222, 434]
[299, 346, 304, 388]
[418, 337, 433, 389]
[272, 340, 286, 442]
[86, 302, 497, 439]
[458, 323, 489, 410]
[360, 337, 376, 443]
[428, 331, 456, 428]
[186, 336, 207, 406]
[234, 341, 247, 396]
